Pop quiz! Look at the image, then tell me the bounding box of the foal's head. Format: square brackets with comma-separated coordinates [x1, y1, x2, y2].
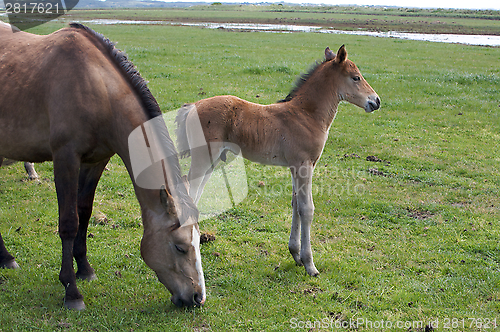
[326, 45, 380, 113]
[140, 185, 205, 307]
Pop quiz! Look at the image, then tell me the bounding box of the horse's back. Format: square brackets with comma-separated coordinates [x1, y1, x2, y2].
[0, 25, 124, 162]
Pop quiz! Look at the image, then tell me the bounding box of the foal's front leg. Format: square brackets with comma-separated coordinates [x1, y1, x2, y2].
[290, 163, 319, 276]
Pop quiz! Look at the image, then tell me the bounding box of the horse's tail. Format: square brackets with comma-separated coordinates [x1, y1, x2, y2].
[175, 103, 195, 158]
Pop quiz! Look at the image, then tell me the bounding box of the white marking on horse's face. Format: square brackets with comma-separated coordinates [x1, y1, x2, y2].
[191, 225, 206, 304]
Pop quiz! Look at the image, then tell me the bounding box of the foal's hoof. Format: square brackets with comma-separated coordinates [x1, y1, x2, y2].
[64, 299, 86, 311]
[305, 266, 320, 277]
[289, 251, 303, 266]
[0, 259, 19, 269]
[28, 174, 39, 181]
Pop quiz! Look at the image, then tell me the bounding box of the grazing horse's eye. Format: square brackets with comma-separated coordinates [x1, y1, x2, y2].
[175, 245, 188, 254]
[352, 76, 361, 82]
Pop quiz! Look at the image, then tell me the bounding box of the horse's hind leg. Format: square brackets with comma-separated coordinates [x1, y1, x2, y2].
[0, 233, 19, 269]
[1, 158, 20, 268]
[24, 162, 39, 180]
[74, 159, 109, 281]
[291, 163, 319, 277]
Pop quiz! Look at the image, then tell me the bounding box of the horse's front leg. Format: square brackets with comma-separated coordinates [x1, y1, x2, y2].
[291, 163, 319, 276]
[0, 233, 19, 269]
[52, 148, 85, 310]
[74, 160, 109, 281]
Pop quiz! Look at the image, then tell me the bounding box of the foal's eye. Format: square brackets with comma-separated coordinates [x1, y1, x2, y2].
[175, 245, 188, 254]
[352, 76, 361, 82]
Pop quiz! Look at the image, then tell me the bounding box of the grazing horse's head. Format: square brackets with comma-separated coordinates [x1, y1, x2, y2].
[325, 45, 381, 113]
[140, 185, 205, 307]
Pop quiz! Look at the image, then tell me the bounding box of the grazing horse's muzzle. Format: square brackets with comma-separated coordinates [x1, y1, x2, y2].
[365, 95, 381, 113]
[171, 292, 205, 308]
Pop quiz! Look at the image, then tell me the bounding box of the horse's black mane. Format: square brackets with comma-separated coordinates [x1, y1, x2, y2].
[69, 23, 198, 221]
[278, 60, 324, 103]
[69, 23, 162, 120]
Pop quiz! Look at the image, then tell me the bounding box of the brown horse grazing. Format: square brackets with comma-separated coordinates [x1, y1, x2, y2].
[0, 158, 38, 180]
[176, 45, 380, 277]
[0, 23, 205, 309]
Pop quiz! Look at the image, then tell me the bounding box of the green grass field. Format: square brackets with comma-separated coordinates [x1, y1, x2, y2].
[1, 8, 500, 332]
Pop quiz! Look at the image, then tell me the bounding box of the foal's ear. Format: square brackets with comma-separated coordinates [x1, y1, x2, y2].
[335, 45, 347, 63]
[325, 47, 336, 61]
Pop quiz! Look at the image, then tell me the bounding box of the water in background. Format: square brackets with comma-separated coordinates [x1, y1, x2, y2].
[77, 19, 500, 47]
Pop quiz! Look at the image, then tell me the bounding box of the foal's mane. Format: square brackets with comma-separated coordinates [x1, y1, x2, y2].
[278, 60, 327, 103]
[69, 23, 198, 221]
[69, 23, 162, 120]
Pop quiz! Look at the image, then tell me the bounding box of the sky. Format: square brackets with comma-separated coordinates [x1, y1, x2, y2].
[181, 0, 500, 10]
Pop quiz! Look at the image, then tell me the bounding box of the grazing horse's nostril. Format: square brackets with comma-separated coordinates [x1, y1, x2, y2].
[375, 96, 381, 108]
[194, 292, 204, 306]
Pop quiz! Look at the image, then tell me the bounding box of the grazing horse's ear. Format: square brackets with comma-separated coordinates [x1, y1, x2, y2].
[325, 47, 336, 61]
[160, 184, 176, 215]
[335, 45, 347, 63]
[181, 175, 190, 192]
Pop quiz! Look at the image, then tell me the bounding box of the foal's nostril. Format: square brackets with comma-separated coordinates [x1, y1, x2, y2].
[369, 96, 380, 111]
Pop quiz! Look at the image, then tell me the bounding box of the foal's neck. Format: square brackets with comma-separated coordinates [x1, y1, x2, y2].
[290, 79, 340, 132]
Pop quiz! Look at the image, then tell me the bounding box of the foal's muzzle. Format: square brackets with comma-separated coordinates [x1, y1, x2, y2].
[365, 96, 381, 113]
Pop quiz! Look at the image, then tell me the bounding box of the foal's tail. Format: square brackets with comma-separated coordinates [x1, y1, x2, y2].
[175, 103, 196, 158]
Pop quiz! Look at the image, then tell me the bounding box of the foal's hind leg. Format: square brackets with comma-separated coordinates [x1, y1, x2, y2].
[188, 155, 214, 205]
[291, 163, 319, 276]
[289, 184, 302, 267]
[24, 162, 39, 180]
[188, 143, 222, 204]
[74, 160, 109, 281]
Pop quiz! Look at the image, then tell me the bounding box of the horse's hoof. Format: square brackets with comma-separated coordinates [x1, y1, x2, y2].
[76, 272, 97, 281]
[0, 259, 19, 269]
[64, 299, 86, 310]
